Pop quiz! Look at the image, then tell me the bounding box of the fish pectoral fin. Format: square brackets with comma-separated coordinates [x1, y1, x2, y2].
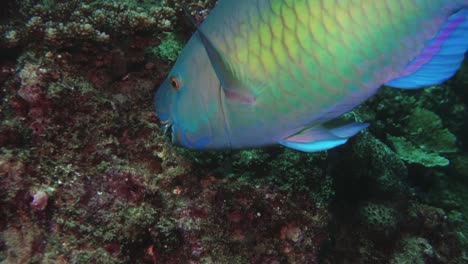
[279, 122, 369, 152]
[386, 8, 468, 89]
[196, 29, 256, 105]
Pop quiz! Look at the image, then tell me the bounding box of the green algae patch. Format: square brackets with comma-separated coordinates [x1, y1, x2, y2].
[388, 135, 451, 167]
[146, 32, 184, 62]
[388, 108, 457, 167]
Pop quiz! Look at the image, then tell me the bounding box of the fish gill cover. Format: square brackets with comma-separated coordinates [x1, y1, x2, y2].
[0, 0, 467, 263]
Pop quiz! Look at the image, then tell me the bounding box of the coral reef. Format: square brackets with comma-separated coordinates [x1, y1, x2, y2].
[145, 32, 184, 62]
[333, 131, 409, 199]
[388, 108, 457, 167]
[389, 237, 436, 264]
[359, 202, 400, 236]
[1, 0, 467, 263]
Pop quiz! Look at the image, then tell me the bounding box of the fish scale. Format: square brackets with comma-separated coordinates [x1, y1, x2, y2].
[155, 0, 468, 151]
[218, 1, 382, 114]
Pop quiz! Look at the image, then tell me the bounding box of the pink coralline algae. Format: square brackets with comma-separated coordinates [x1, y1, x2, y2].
[30, 190, 48, 210]
[280, 223, 303, 244]
[0, 0, 467, 263]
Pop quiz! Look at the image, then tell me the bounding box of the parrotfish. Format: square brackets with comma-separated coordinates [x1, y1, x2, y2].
[155, 0, 468, 152]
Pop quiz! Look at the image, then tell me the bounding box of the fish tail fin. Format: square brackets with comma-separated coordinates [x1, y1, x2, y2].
[386, 8, 468, 89]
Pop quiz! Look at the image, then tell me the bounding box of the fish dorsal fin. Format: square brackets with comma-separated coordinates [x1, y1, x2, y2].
[183, 6, 256, 104]
[182, 6, 200, 28]
[386, 8, 468, 89]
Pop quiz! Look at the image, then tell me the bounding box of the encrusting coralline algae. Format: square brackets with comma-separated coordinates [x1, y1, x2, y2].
[0, 0, 467, 263]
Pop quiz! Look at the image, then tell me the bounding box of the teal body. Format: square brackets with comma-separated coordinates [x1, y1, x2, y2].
[155, 0, 468, 152]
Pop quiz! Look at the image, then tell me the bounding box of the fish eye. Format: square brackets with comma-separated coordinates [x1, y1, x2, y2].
[170, 76, 182, 91]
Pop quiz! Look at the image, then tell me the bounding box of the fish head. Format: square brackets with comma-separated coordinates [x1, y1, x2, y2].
[154, 34, 229, 149]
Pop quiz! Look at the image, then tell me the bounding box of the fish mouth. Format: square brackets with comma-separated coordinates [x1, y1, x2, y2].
[161, 119, 172, 134]
[160, 118, 176, 143]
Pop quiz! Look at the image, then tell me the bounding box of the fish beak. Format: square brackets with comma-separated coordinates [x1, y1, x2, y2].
[160, 119, 173, 135]
[162, 123, 172, 135]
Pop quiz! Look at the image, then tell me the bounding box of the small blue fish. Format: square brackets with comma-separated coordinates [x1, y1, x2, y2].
[155, 0, 468, 152]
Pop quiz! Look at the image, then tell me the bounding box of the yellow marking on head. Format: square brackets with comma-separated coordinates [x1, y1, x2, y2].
[271, 36, 288, 69]
[259, 21, 272, 49]
[294, 2, 309, 26]
[271, 0, 282, 15]
[283, 0, 295, 8]
[269, 14, 283, 40]
[322, 11, 339, 35]
[233, 34, 249, 64]
[246, 49, 263, 75]
[322, 0, 336, 11]
[259, 47, 277, 74]
[248, 28, 262, 60]
[281, 3, 296, 31]
[310, 16, 327, 47]
[307, 0, 322, 21]
[335, 5, 351, 31]
[296, 22, 313, 52]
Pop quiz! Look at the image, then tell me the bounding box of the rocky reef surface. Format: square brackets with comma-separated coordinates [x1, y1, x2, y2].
[1, 1, 467, 263]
